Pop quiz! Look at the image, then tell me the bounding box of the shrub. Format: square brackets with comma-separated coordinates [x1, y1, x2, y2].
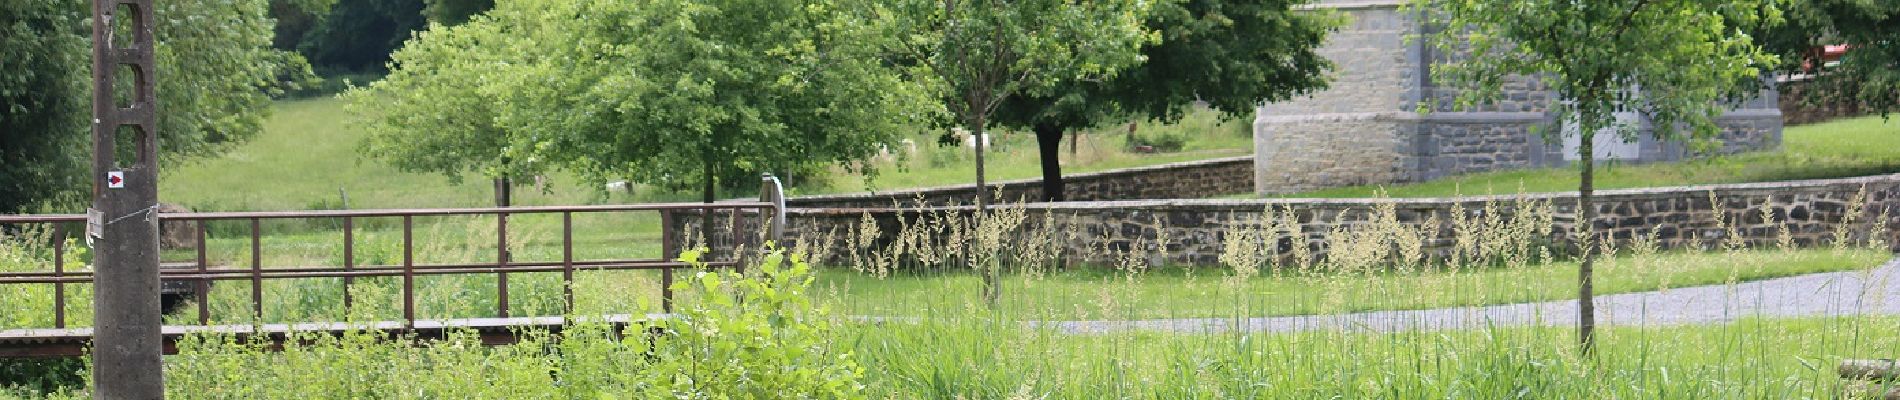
[638, 247, 867, 398]
[1128, 131, 1188, 152]
[132, 245, 862, 399]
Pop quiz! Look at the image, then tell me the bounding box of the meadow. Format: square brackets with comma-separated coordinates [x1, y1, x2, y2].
[158, 98, 1253, 212]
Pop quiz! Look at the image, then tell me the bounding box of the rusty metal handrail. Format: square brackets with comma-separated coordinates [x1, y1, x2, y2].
[0, 201, 775, 223]
[0, 198, 781, 330]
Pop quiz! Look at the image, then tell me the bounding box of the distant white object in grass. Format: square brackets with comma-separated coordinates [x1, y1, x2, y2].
[605, 180, 631, 192]
[965, 133, 990, 148]
[876, 144, 896, 162]
[901, 138, 917, 155]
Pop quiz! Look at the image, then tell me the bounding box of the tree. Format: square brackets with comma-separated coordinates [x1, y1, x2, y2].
[423, 0, 494, 25]
[342, 6, 535, 204]
[1418, 0, 1781, 353]
[1759, 0, 1900, 117]
[992, 0, 1334, 201]
[297, 0, 426, 74]
[878, 0, 1155, 305]
[0, 0, 307, 213]
[0, 0, 89, 214]
[268, 0, 337, 50]
[350, 0, 930, 205]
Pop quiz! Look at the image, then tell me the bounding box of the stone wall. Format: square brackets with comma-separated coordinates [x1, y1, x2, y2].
[1254, 0, 1784, 195]
[784, 156, 1254, 208]
[684, 174, 1900, 268]
[1253, 114, 1408, 191]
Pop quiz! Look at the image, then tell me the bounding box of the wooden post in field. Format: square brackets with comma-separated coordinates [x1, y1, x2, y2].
[90, 0, 165, 397]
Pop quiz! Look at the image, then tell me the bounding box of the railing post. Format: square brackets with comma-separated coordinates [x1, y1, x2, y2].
[402, 215, 415, 328]
[52, 225, 65, 329]
[342, 216, 354, 316]
[761, 174, 787, 244]
[731, 207, 745, 275]
[195, 220, 208, 325]
[561, 212, 573, 315]
[661, 210, 676, 314]
[497, 212, 509, 318]
[251, 218, 263, 320]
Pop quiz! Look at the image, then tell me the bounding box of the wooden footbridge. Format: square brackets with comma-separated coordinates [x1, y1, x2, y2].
[0, 189, 786, 358]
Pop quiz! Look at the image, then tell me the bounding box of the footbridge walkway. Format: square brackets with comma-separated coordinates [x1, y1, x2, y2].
[0, 189, 786, 357]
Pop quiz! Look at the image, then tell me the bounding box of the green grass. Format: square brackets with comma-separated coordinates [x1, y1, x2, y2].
[159, 99, 642, 211]
[848, 315, 1900, 398]
[19, 290, 1900, 398]
[160, 98, 1253, 212]
[832, 112, 1253, 195]
[816, 248, 1888, 320]
[1279, 116, 1900, 198]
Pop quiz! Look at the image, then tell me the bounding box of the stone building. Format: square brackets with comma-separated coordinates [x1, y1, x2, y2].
[1253, 0, 1784, 195]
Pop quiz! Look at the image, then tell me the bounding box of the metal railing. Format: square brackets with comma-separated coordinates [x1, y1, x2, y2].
[0, 200, 781, 329]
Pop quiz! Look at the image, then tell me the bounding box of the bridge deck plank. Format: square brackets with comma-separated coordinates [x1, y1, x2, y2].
[0, 314, 668, 358]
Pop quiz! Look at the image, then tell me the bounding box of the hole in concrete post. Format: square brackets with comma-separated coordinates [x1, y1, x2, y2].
[113, 64, 141, 109]
[110, 2, 142, 50]
[113, 124, 149, 169]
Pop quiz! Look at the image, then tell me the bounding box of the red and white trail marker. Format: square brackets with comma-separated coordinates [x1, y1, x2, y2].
[107, 171, 124, 189]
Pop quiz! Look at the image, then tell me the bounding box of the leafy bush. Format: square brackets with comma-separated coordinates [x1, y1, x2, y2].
[0, 228, 90, 397]
[641, 247, 866, 398]
[133, 246, 863, 399]
[1128, 131, 1188, 152]
[0, 358, 84, 398]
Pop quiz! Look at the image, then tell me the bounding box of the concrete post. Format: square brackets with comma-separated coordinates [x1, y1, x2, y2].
[90, 0, 165, 398]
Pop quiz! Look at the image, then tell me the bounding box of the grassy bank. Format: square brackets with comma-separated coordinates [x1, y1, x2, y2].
[1283, 116, 1900, 198]
[159, 98, 1251, 212]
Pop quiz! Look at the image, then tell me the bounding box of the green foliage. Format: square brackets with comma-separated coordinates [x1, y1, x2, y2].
[0, 0, 307, 213]
[349, 0, 930, 197]
[995, 0, 1336, 129]
[644, 247, 865, 398]
[296, 0, 425, 74]
[1127, 131, 1188, 152]
[341, 8, 528, 184]
[875, 0, 1158, 304]
[1417, 0, 1784, 350]
[0, 358, 84, 398]
[981, 0, 1334, 201]
[422, 0, 493, 25]
[1419, 0, 1780, 144]
[1763, 0, 1900, 117]
[877, 0, 1156, 129]
[139, 246, 861, 398]
[0, 0, 88, 214]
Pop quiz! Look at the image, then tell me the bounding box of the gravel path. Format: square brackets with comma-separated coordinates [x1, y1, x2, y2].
[1050, 257, 1900, 334]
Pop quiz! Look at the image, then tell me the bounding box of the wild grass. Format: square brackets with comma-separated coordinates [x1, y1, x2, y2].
[816, 249, 1885, 320]
[1279, 115, 1900, 198]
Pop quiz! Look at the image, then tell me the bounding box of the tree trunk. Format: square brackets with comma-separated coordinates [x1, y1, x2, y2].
[493, 176, 511, 207]
[972, 115, 999, 308]
[973, 119, 990, 213]
[1034, 122, 1067, 202]
[1577, 132, 1598, 356]
[1069, 128, 1079, 156]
